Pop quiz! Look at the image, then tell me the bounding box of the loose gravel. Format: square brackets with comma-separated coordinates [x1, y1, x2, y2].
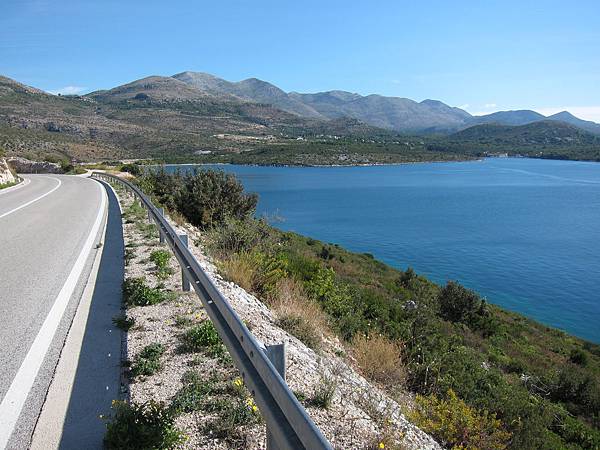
[110, 179, 440, 450]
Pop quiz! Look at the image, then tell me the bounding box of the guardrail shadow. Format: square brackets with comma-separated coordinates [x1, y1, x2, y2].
[58, 182, 124, 449]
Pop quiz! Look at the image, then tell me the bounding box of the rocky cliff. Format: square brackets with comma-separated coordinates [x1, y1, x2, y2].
[0, 158, 17, 185]
[7, 157, 62, 174]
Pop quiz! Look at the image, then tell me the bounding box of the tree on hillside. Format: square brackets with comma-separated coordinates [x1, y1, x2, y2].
[438, 281, 482, 323]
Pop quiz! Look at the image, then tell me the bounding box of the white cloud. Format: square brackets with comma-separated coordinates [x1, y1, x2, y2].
[48, 86, 87, 96]
[459, 104, 469, 109]
[484, 103, 497, 108]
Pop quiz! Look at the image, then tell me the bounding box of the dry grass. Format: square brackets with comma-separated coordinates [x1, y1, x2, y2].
[271, 278, 329, 351]
[219, 253, 257, 293]
[352, 334, 405, 388]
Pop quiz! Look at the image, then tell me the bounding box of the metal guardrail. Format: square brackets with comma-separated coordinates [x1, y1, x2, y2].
[92, 172, 332, 450]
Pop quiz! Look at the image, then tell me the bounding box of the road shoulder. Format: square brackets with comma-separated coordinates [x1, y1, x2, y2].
[30, 180, 124, 450]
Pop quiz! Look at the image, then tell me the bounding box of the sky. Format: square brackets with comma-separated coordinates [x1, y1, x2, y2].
[1, 0, 600, 121]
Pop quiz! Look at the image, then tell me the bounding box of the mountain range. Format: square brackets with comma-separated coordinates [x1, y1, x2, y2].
[171, 71, 600, 135]
[1, 72, 599, 164]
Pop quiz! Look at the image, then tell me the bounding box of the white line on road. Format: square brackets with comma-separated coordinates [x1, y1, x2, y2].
[0, 177, 61, 219]
[0, 179, 106, 449]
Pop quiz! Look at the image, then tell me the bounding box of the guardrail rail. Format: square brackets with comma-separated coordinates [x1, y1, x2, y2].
[92, 172, 332, 450]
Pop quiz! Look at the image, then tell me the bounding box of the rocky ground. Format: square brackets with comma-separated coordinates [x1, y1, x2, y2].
[108, 177, 440, 450]
[0, 157, 17, 185]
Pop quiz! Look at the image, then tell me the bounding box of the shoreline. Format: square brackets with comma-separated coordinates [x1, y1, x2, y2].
[157, 157, 482, 169]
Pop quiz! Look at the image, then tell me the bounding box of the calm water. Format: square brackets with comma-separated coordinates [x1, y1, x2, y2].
[167, 158, 600, 343]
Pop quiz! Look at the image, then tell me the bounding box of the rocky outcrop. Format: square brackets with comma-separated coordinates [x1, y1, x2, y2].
[0, 158, 17, 185]
[7, 157, 63, 174]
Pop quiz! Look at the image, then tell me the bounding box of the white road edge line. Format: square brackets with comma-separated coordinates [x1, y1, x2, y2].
[0, 177, 61, 219]
[0, 179, 107, 449]
[0, 177, 31, 196]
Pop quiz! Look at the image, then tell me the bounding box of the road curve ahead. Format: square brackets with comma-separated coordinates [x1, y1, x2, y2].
[0, 175, 106, 448]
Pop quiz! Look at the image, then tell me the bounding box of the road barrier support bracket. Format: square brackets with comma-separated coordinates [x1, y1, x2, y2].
[179, 233, 190, 291]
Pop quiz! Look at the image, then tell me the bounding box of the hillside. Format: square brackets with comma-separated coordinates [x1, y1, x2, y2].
[428, 121, 600, 161]
[0, 74, 473, 165]
[469, 109, 546, 126]
[174, 71, 471, 133]
[1, 73, 599, 164]
[172, 71, 600, 136]
[134, 168, 600, 450]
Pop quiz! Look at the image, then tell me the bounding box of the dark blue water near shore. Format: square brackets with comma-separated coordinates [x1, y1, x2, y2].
[167, 158, 600, 343]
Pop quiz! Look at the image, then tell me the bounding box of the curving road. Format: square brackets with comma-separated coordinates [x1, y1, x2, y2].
[0, 175, 110, 448]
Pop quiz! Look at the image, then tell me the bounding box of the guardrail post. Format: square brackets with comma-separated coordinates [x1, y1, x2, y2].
[157, 208, 165, 243]
[265, 343, 286, 450]
[179, 234, 190, 291]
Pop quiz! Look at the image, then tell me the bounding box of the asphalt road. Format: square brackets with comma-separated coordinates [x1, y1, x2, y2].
[0, 175, 111, 448]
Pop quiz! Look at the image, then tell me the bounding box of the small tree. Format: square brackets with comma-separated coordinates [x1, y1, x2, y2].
[438, 281, 482, 324]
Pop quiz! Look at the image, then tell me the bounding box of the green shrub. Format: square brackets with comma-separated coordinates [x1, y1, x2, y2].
[139, 168, 257, 229]
[438, 281, 498, 335]
[181, 321, 224, 356]
[201, 398, 261, 441]
[570, 348, 589, 366]
[124, 248, 136, 266]
[104, 400, 184, 449]
[552, 412, 600, 448]
[170, 371, 216, 414]
[120, 163, 141, 176]
[206, 216, 273, 255]
[122, 277, 169, 306]
[253, 252, 288, 296]
[303, 266, 365, 339]
[149, 249, 171, 270]
[409, 389, 511, 450]
[149, 249, 173, 279]
[307, 375, 336, 409]
[131, 343, 165, 378]
[174, 315, 193, 328]
[438, 281, 483, 323]
[112, 314, 135, 331]
[550, 365, 600, 417]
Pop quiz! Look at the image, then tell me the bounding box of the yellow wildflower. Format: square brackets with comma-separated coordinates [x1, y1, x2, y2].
[379, 443, 385, 449]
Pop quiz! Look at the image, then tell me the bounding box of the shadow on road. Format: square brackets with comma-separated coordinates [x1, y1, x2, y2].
[58, 182, 124, 449]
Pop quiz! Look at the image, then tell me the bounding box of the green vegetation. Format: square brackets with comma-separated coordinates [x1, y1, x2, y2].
[171, 139, 473, 166]
[3, 75, 600, 164]
[409, 389, 511, 449]
[149, 249, 172, 279]
[112, 314, 135, 331]
[120, 163, 142, 175]
[306, 374, 337, 409]
[130, 343, 165, 378]
[0, 180, 19, 190]
[168, 370, 261, 444]
[170, 370, 215, 414]
[128, 168, 600, 449]
[103, 400, 184, 450]
[122, 277, 171, 306]
[138, 168, 257, 229]
[180, 321, 225, 356]
[428, 121, 600, 162]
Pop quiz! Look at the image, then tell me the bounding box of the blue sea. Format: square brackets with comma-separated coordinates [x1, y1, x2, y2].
[167, 158, 600, 343]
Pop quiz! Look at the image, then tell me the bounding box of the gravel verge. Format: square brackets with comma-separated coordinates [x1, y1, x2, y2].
[109, 178, 440, 450]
